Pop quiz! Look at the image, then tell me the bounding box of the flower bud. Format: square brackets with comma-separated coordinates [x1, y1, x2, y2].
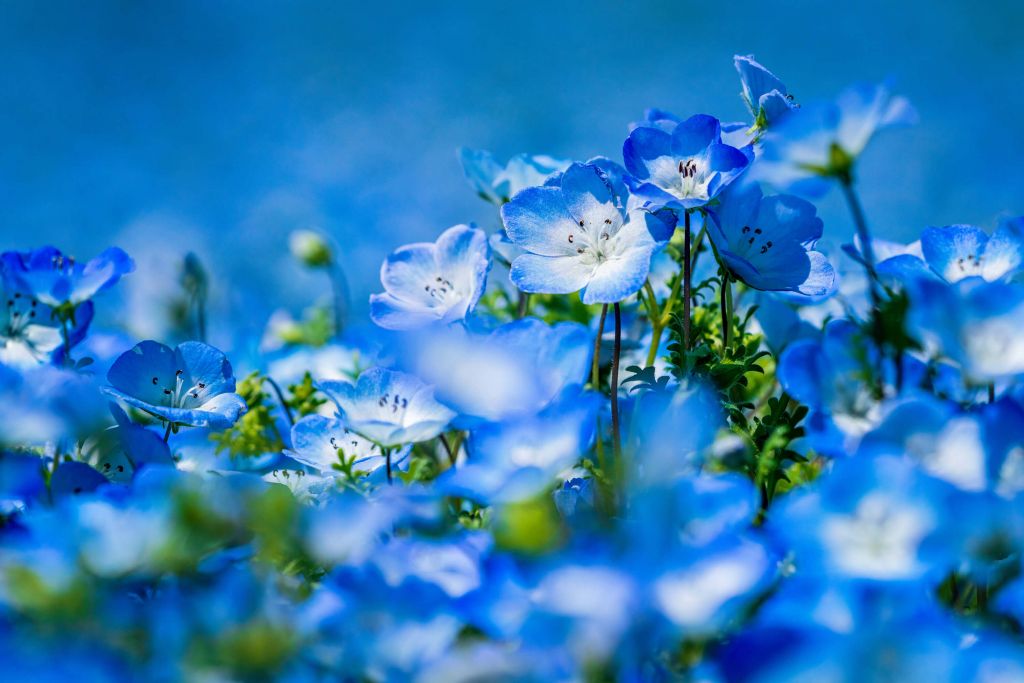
[289, 230, 333, 268]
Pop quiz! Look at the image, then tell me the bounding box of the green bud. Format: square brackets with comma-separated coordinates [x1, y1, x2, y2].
[289, 230, 333, 268]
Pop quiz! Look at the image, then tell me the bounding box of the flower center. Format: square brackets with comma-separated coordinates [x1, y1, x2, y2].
[674, 157, 712, 200]
[423, 275, 461, 307]
[153, 369, 209, 409]
[567, 217, 619, 265]
[377, 391, 410, 423]
[738, 226, 774, 258]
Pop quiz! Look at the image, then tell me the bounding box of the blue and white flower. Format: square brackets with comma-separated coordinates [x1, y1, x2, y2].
[102, 340, 247, 429]
[458, 147, 570, 204]
[318, 367, 455, 447]
[735, 54, 797, 129]
[1, 245, 134, 308]
[370, 224, 491, 330]
[501, 161, 665, 304]
[623, 113, 753, 211]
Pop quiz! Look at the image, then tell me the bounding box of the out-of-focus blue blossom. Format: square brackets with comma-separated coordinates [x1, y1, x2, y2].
[909, 277, 1024, 383]
[778, 319, 885, 454]
[318, 367, 455, 446]
[756, 82, 917, 197]
[735, 54, 797, 129]
[918, 221, 1024, 283]
[103, 340, 247, 428]
[443, 392, 598, 503]
[458, 148, 570, 205]
[0, 273, 94, 368]
[288, 413, 410, 480]
[369, 224, 491, 330]
[773, 454, 957, 582]
[1, 246, 134, 308]
[623, 114, 752, 211]
[501, 162, 662, 304]
[397, 318, 591, 426]
[708, 183, 835, 296]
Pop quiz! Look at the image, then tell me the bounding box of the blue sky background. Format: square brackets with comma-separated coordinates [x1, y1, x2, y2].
[1, 1, 1020, 338]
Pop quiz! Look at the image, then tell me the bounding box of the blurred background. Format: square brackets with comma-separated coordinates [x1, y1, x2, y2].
[1, 0, 1020, 343]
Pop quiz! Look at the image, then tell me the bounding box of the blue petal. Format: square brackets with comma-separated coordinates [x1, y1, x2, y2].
[501, 186, 579, 257]
[623, 126, 673, 180]
[982, 216, 1024, 280]
[671, 114, 721, 157]
[559, 162, 620, 226]
[921, 224, 989, 282]
[580, 244, 655, 304]
[50, 461, 107, 498]
[457, 147, 502, 203]
[175, 341, 235, 397]
[777, 338, 826, 410]
[107, 340, 177, 407]
[510, 254, 593, 295]
[734, 54, 787, 110]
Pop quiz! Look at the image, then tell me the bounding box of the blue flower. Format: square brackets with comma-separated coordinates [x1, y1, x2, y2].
[501, 161, 663, 304]
[102, 340, 247, 429]
[909, 277, 1024, 383]
[734, 54, 796, 129]
[370, 224, 491, 330]
[0, 274, 94, 368]
[318, 367, 455, 447]
[707, 183, 836, 296]
[396, 318, 592, 425]
[288, 414, 411, 478]
[1, 245, 134, 308]
[623, 113, 753, 211]
[918, 220, 1024, 283]
[756, 82, 917, 197]
[458, 147, 570, 204]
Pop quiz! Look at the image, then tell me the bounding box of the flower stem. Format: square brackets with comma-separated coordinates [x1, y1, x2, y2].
[989, 382, 996, 404]
[60, 316, 74, 367]
[439, 433, 457, 467]
[265, 376, 295, 427]
[385, 447, 393, 485]
[682, 211, 692, 350]
[328, 262, 350, 340]
[611, 302, 622, 460]
[591, 304, 608, 388]
[839, 177, 881, 303]
[163, 421, 173, 443]
[720, 272, 732, 352]
[516, 292, 530, 318]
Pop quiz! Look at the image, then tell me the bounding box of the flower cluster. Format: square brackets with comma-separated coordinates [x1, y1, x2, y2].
[3, 54, 1024, 681]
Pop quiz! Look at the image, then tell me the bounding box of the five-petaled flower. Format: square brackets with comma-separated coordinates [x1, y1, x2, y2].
[501, 161, 667, 304]
[707, 183, 836, 297]
[623, 113, 753, 212]
[289, 414, 409, 478]
[1, 246, 134, 309]
[370, 224, 491, 331]
[102, 340, 247, 429]
[318, 367, 455, 447]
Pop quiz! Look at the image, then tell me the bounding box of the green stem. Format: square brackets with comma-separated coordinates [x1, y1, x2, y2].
[265, 376, 295, 427]
[516, 292, 530, 318]
[439, 434, 457, 467]
[385, 447, 393, 485]
[682, 211, 692, 350]
[591, 304, 609, 388]
[328, 261, 349, 340]
[611, 303, 622, 460]
[720, 272, 732, 352]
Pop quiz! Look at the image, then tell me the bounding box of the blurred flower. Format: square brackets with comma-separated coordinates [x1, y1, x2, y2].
[1, 245, 134, 308]
[370, 224, 491, 330]
[735, 54, 797, 129]
[318, 367, 455, 446]
[288, 229, 334, 268]
[458, 147, 569, 204]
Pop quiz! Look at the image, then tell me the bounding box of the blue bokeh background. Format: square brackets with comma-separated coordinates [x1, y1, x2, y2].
[2, 1, 1020, 337]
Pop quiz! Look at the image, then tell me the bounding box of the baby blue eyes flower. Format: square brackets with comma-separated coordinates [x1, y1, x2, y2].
[458, 147, 570, 204]
[707, 183, 836, 296]
[734, 54, 796, 128]
[909, 277, 1024, 382]
[918, 220, 1024, 283]
[0, 283, 93, 368]
[102, 340, 247, 429]
[370, 224, 491, 331]
[317, 367, 455, 447]
[756, 82, 917, 197]
[1, 245, 134, 308]
[289, 414, 410, 478]
[623, 113, 753, 211]
[500, 161, 661, 304]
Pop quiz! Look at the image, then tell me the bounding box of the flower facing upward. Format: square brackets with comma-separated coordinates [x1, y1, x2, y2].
[501, 161, 664, 304]
[623, 113, 752, 212]
[318, 367, 455, 447]
[370, 224, 491, 330]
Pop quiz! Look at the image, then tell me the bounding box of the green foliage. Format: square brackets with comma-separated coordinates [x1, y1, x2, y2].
[210, 372, 285, 458]
[276, 306, 334, 348]
[285, 372, 326, 417]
